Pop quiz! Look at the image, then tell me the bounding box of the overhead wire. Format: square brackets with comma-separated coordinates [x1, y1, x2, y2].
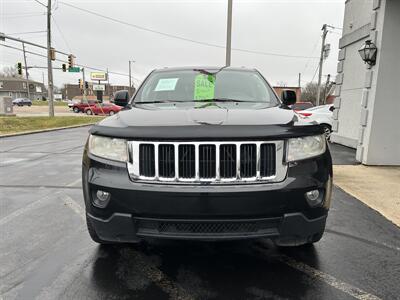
[0, 43, 141, 83]
[59, 1, 319, 60]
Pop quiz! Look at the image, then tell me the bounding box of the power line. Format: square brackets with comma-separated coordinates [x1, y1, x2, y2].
[32, 0, 47, 8]
[2, 13, 46, 19]
[0, 43, 141, 82]
[59, 1, 319, 60]
[7, 31, 47, 35]
[52, 15, 72, 53]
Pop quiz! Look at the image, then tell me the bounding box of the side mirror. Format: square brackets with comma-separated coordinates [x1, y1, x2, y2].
[114, 91, 130, 107]
[281, 90, 297, 106]
[122, 103, 132, 110]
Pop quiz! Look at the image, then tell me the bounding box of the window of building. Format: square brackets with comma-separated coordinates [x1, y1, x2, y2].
[0, 82, 3, 89]
[22, 82, 27, 89]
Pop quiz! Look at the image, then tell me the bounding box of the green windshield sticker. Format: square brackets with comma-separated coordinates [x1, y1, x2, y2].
[194, 74, 216, 100]
[154, 78, 179, 91]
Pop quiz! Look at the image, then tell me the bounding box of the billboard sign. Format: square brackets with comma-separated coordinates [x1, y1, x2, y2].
[90, 72, 107, 81]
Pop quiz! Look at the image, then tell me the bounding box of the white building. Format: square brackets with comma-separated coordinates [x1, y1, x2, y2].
[331, 0, 400, 165]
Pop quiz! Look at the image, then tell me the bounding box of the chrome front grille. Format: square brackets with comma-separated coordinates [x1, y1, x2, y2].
[127, 141, 287, 184]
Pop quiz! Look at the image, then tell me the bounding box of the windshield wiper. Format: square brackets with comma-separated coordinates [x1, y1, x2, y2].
[135, 100, 181, 104]
[136, 98, 257, 104]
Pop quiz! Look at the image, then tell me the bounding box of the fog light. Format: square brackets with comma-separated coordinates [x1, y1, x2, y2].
[305, 189, 323, 207]
[93, 190, 111, 208]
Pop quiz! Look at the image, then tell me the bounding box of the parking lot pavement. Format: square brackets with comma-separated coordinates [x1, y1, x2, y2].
[1, 127, 399, 300]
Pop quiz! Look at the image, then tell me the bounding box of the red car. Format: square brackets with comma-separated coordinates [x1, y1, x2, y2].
[84, 103, 122, 116]
[72, 100, 97, 113]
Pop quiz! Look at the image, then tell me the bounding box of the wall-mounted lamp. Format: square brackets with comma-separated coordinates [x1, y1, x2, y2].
[358, 40, 378, 66]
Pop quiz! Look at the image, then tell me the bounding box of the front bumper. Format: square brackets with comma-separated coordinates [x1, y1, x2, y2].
[82, 149, 332, 242]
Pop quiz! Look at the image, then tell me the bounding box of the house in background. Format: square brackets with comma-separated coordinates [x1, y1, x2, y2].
[0, 76, 47, 100]
[331, 0, 399, 165]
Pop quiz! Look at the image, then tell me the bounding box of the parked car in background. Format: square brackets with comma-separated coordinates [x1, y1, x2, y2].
[297, 104, 335, 139]
[72, 100, 97, 113]
[12, 98, 32, 106]
[84, 103, 122, 116]
[67, 99, 78, 108]
[289, 101, 314, 111]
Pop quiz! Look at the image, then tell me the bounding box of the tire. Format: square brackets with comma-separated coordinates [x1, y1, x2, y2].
[86, 109, 93, 115]
[73, 107, 80, 113]
[321, 124, 332, 140]
[109, 110, 115, 116]
[86, 214, 109, 244]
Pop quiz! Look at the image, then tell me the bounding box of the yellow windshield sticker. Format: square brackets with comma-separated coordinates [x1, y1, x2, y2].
[194, 74, 216, 100]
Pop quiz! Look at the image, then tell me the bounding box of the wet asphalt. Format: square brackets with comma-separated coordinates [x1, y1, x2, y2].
[0, 127, 399, 300]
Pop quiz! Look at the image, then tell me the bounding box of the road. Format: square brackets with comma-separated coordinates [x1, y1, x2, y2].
[1, 127, 399, 300]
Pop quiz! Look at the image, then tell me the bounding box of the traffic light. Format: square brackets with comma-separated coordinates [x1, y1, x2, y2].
[68, 54, 75, 68]
[78, 79, 83, 89]
[85, 81, 89, 89]
[17, 62, 22, 75]
[62, 64, 67, 72]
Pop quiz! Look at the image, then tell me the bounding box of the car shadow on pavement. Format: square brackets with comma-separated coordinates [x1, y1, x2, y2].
[88, 240, 323, 300]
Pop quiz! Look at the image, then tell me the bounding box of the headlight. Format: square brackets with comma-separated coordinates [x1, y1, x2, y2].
[286, 135, 326, 162]
[88, 135, 128, 162]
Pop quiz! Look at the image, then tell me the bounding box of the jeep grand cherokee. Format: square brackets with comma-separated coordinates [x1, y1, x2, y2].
[82, 67, 332, 246]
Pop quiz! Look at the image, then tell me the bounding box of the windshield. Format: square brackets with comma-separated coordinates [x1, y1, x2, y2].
[133, 69, 279, 106]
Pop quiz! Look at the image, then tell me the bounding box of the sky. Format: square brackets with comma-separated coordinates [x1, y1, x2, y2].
[1, 0, 345, 88]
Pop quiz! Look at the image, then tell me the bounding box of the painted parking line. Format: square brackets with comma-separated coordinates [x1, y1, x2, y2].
[0, 193, 56, 226]
[61, 194, 195, 300]
[66, 178, 82, 187]
[254, 245, 382, 300]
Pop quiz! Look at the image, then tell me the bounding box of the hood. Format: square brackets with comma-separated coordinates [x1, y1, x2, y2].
[90, 103, 322, 140]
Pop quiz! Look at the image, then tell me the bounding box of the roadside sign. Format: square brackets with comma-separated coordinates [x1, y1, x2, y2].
[68, 67, 80, 72]
[90, 72, 107, 81]
[93, 84, 105, 91]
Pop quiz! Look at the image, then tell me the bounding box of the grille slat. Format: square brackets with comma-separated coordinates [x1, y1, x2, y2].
[199, 145, 216, 179]
[139, 144, 155, 177]
[220, 145, 236, 178]
[260, 144, 276, 177]
[159, 144, 175, 178]
[133, 141, 279, 183]
[240, 144, 256, 178]
[179, 145, 195, 179]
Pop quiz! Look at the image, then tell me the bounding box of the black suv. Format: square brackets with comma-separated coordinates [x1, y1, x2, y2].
[82, 67, 332, 246]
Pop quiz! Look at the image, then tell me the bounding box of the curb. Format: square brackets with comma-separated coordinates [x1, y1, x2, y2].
[0, 123, 95, 138]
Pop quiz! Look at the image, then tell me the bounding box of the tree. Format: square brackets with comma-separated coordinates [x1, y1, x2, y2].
[0, 66, 18, 78]
[301, 82, 331, 105]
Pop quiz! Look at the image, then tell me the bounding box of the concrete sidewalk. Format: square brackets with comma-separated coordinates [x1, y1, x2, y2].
[333, 165, 400, 227]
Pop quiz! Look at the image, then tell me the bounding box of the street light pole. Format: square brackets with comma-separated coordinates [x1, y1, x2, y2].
[225, 0, 233, 66]
[46, 0, 54, 117]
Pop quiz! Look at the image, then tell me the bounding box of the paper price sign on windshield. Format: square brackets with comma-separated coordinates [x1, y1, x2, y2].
[194, 74, 216, 100]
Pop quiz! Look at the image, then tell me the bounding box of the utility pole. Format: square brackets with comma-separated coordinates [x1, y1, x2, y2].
[298, 73, 301, 88]
[225, 0, 233, 66]
[106, 67, 109, 98]
[46, 0, 54, 117]
[323, 74, 331, 105]
[22, 42, 30, 100]
[82, 68, 87, 101]
[316, 24, 328, 107]
[128, 60, 135, 95]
